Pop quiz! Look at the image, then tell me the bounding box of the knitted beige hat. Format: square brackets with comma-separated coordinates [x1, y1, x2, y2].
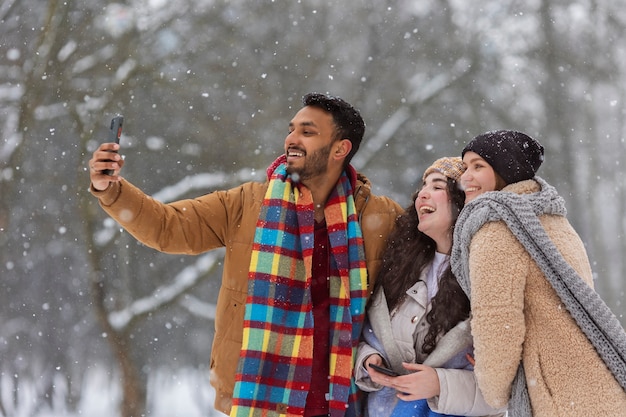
[422, 156, 465, 182]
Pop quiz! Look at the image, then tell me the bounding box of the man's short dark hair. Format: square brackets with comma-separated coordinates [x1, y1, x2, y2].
[302, 93, 365, 165]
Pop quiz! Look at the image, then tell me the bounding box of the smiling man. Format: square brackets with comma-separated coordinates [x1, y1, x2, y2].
[88, 93, 401, 417]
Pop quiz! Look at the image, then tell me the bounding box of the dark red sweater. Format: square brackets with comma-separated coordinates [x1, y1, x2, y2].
[304, 220, 331, 416]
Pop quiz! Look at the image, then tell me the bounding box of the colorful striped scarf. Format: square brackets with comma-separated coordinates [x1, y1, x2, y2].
[230, 156, 368, 417]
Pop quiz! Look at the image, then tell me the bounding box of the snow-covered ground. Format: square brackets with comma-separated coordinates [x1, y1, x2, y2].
[3, 367, 220, 417]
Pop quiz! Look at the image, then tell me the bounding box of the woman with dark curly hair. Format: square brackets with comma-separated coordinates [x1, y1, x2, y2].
[355, 157, 505, 417]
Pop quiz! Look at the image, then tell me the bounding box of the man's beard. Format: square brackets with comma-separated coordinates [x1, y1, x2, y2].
[286, 142, 333, 181]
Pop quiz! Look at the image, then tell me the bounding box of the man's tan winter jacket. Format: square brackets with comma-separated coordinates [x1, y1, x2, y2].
[92, 174, 401, 414]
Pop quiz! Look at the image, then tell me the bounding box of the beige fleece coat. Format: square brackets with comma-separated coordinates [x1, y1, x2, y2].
[467, 180, 626, 416]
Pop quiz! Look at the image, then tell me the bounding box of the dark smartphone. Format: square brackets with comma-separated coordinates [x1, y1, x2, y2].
[368, 363, 399, 377]
[102, 115, 124, 176]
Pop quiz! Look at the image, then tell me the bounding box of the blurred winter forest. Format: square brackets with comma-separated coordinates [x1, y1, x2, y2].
[1, 0, 625, 415]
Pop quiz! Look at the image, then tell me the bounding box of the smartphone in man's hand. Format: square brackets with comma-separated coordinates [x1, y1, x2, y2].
[102, 115, 123, 176]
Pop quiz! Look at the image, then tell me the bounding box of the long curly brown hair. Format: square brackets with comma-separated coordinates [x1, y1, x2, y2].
[370, 176, 469, 354]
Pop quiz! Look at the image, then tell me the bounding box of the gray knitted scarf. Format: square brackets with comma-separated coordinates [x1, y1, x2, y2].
[451, 177, 626, 417]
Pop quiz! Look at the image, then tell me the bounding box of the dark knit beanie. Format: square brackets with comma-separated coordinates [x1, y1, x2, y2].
[462, 130, 544, 185]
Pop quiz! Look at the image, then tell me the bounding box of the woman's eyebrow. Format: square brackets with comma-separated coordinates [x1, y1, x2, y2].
[466, 156, 484, 165]
[429, 177, 448, 185]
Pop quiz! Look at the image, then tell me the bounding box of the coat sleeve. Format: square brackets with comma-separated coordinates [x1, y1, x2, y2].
[468, 221, 529, 409]
[428, 368, 507, 416]
[91, 178, 257, 255]
[354, 342, 384, 392]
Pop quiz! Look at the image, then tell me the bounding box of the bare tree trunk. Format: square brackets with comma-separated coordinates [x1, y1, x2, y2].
[79, 161, 146, 417]
[537, 1, 578, 202]
[91, 274, 146, 417]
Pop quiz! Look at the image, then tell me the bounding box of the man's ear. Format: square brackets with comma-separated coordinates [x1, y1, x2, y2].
[333, 139, 352, 160]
